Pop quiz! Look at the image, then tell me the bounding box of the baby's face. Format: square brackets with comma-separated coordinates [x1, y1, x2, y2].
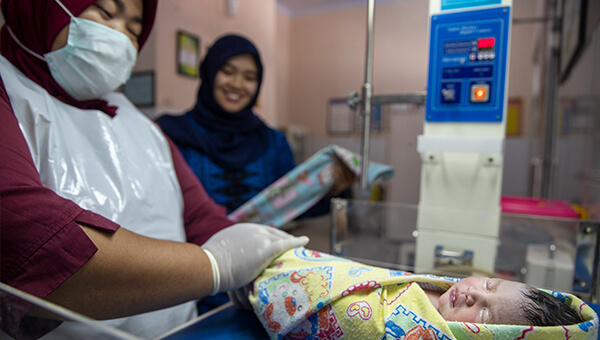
[437, 277, 528, 325]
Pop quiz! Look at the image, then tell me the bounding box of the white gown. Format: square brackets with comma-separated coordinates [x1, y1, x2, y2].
[0, 55, 197, 339]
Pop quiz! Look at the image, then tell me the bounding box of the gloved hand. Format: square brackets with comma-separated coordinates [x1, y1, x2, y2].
[202, 223, 309, 295]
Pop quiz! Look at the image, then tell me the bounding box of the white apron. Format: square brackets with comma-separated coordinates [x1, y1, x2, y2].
[0, 55, 196, 339]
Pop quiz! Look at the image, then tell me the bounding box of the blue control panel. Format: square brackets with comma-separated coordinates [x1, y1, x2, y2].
[426, 7, 511, 122]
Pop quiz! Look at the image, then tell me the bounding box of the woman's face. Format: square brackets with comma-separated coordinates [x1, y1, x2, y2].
[51, 0, 144, 52]
[437, 277, 528, 325]
[213, 53, 259, 114]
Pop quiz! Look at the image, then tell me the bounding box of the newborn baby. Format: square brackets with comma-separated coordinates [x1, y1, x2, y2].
[424, 276, 582, 325]
[250, 248, 597, 340]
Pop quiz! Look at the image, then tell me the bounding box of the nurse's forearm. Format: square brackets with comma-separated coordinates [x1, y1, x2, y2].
[38, 225, 213, 320]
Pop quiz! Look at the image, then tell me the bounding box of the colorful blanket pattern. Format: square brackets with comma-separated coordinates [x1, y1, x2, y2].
[228, 144, 394, 227]
[250, 248, 599, 340]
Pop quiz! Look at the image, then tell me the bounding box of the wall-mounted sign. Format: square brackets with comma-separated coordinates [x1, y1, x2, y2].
[177, 31, 200, 78]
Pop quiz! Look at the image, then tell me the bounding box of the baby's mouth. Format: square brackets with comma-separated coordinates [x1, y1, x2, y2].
[451, 288, 457, 308]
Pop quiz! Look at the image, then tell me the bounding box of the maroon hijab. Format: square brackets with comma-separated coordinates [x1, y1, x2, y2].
[0, 0, 158, 116]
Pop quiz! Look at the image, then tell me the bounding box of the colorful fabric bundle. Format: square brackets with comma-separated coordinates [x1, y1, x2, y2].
[229, 144, 394, 227]
[250, 248, 599, 340]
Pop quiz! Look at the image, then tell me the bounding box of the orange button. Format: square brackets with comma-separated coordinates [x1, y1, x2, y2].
[470, 83, 490, 103]
[474, 87, 486, 100]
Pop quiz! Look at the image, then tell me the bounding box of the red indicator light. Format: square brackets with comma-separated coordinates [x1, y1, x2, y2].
[477, 37, 495, 49]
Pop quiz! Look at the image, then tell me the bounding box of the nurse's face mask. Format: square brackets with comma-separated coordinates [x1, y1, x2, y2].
[7, 0, 138, 101]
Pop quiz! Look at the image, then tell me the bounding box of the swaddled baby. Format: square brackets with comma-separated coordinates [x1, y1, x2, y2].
[249, 248, 598, 340]
[424, 275, 582, 325]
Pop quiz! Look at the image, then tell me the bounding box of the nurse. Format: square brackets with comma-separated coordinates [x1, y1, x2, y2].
[0, 0, 308, 338]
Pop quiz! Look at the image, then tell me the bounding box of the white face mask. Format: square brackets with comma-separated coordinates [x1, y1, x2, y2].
[7, 0, 138, 101]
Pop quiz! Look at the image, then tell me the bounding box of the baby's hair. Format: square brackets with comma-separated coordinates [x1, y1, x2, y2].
[521, 287, 583, 326]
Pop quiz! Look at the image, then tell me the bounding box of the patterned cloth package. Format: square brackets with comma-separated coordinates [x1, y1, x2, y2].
[250, 248, 599, 340]
[228, 144, 394, 227]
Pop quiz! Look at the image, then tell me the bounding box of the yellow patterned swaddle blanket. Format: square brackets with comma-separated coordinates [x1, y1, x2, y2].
[249, 248, 599, 340]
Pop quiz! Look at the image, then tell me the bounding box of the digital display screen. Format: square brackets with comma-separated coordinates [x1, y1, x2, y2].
[477, 37, 496, 50]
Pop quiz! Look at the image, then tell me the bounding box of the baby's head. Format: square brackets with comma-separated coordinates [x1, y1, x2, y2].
[436, 276, 583, 326]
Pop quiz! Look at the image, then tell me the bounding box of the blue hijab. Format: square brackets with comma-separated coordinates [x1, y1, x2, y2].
[157, 34, 269, 170]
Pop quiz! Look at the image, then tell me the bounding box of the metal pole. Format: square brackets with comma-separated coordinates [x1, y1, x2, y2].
[370, 93, 426, 106]
[541, 0, 560, 198]
[360, 0, 375, 191]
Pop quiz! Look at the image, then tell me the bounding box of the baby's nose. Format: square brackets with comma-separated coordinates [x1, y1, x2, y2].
[465, 289, 484, 307]
[465, 294, 475, 306]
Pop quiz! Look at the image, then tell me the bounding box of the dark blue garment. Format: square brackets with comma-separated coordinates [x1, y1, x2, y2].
[167, 114, 295, 213]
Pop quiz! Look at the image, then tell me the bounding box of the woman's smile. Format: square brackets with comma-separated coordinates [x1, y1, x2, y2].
[213, 53, 259, 113]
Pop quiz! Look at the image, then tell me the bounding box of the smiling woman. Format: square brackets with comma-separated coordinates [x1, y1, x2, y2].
[156, 34, 287, 214]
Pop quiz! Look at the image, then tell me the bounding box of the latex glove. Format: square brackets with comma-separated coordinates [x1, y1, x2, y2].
[202, 223, 309, 295]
